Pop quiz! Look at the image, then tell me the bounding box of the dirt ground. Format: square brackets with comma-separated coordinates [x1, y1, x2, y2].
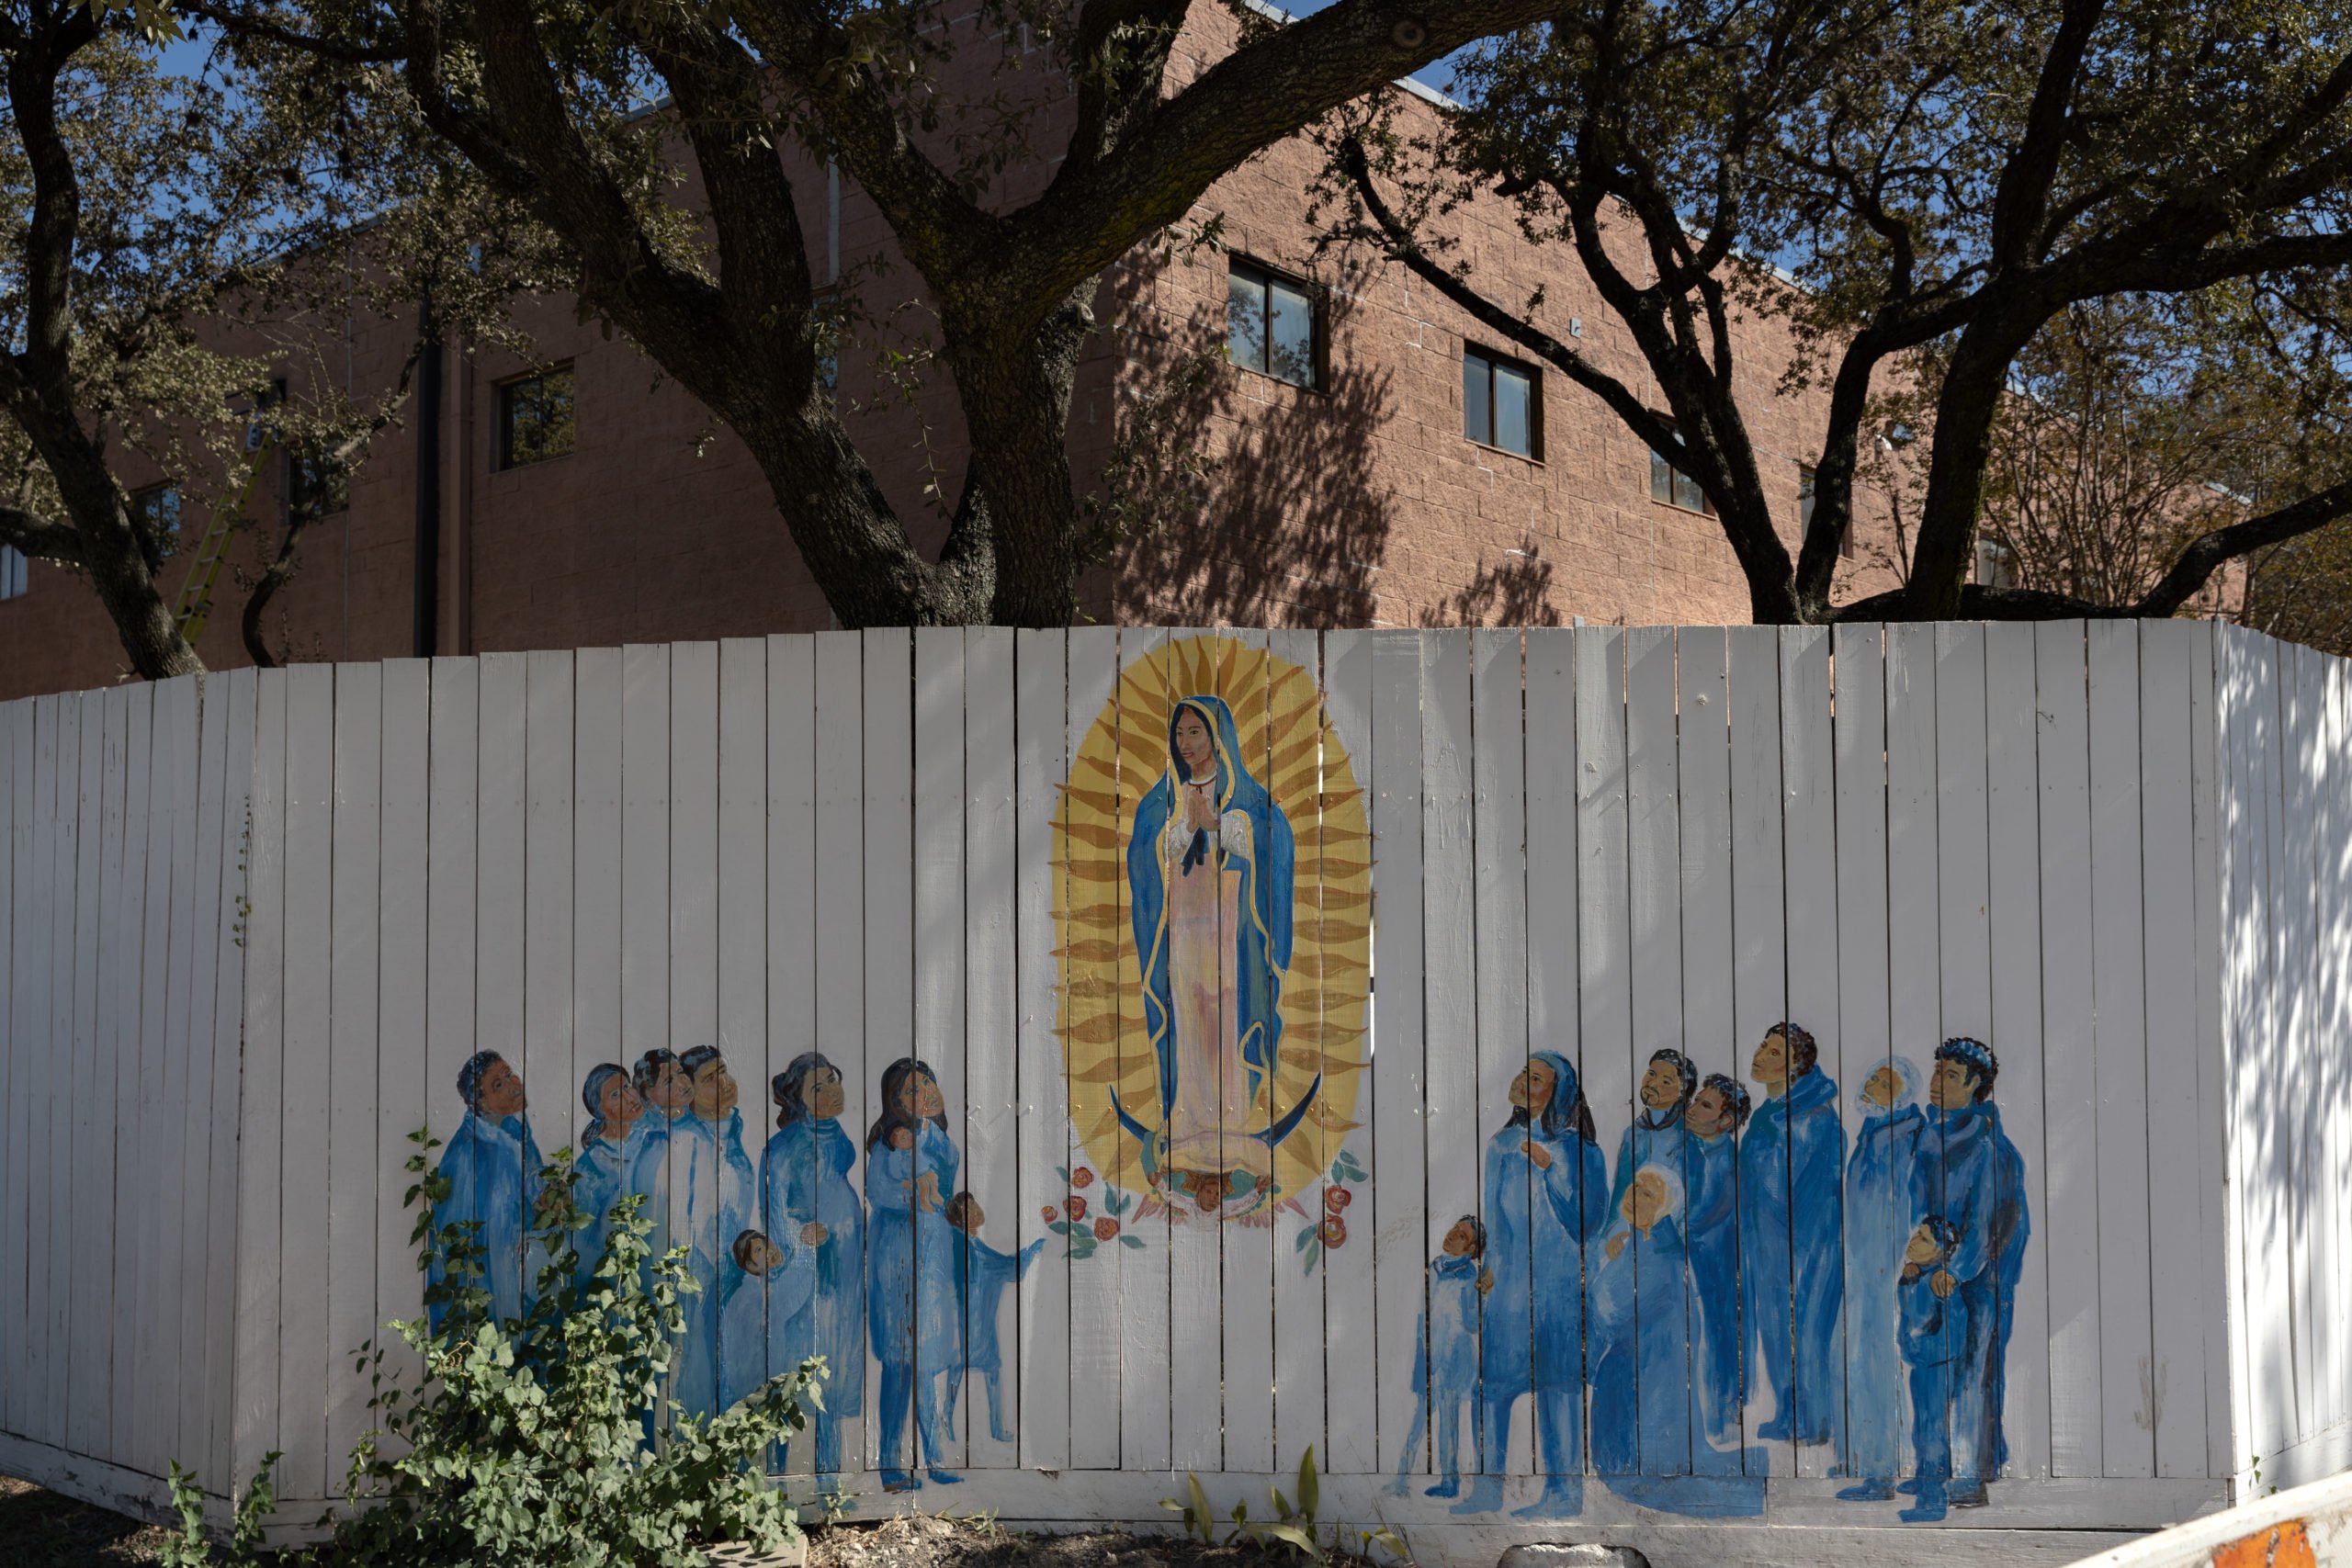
[0, 1476, 1351, 1568]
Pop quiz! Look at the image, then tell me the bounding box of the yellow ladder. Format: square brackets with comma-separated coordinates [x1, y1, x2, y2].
[170, 440, 271, 645]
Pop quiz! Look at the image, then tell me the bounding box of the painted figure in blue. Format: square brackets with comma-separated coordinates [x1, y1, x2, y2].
[573, 1063, 646, 1282]
[1457, 1050, 1607, 1518]
[624, 1048, 693, 1267]
[1609, 1049, 1697, 1215]
[1683, 1073, 1751, 1467]
[1894, 1216, 1968, 1522]
[1838, 1056, 1925, 1501]
[1122, 694, 1312, 1209]
[629, 1044, 758, 1423]
[1387, 1214, 1486, 1499]
[943, 1191, 1044, 1444]
[718, 1227, 819, 1413]
[1912, 1037, 2028, 1506]
[1739, 1021, 1845, 1447]
[761, 1052, 865, 1485]
[865, 1058, 964, 1492]
[1590, 1164, 1690, 1482]
[429, 1051, 543, 1330]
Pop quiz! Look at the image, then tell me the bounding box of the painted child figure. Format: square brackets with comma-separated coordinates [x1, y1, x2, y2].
[944, 1192, 1045, 1443]
[1387, 1215, 1486, 1499]
[1896, 1216, 1970, 1523]
[718, 1227, 820, 1414]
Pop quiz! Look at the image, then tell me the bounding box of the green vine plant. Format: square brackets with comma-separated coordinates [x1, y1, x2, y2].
[1161, 1447, 1411, 1566]
[163, 1128, 821, 1567]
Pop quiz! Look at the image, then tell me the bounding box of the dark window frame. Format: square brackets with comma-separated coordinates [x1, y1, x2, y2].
[496, 363, 578, 471]
[1462, 344, 1544, 460]
[0, 546, 26, 602]
[130, 483, 183, 552]
[1649, 431, 1716, 517]
[1226, 256, 1327, 392]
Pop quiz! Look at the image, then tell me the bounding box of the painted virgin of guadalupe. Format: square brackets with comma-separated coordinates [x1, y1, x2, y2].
[1121, 694, 1314, 1211]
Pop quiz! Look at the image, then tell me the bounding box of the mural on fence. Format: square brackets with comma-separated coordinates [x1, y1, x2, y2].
[1054, 635, 1374, 1224]
[413, 631, 2037, 1519]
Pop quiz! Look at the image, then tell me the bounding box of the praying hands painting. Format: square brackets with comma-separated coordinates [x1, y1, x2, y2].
[1054, 635, 1373, 1222]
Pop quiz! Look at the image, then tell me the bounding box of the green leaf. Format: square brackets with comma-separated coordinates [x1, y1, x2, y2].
[1121, 1234, 1144, 1248]
[1296, 1444, 1319, 1521]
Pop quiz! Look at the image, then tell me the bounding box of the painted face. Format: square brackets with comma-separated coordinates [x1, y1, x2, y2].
[888, 1124, 915, 1152]
[746, 1235, 786, 1275]
[956, 1196, 986, 1232]
[1626, 1169, 1670, 1232]
[1687, 1086, 1729, 1138]
[691, 1057, 739, 1120]
[897, 1070, 945, 1121]
[646, 1060, 693, 1117]
[1905, 1224, 1944, 1267]
[1930, 1057, 1979, 1111]
[1442, 1219, 1479, 1258]
[1173, 708, 1215, 778]
[597, 1073, 645, 1133]
[1509, 1058, 1556, 1117]
[801, 1066, 845, 1121]
[1640, 1058, 1684, 1111]
[477, 1058, 526, 1119]
[1751, 1029, 1788, 1089]
[1864, 1064, 1902, 1109]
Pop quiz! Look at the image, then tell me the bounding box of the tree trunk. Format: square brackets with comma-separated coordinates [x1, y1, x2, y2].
[1905, 310, 2041, 618]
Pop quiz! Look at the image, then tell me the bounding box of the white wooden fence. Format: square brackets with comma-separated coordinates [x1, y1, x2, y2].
[0, 624, 2342, 1567]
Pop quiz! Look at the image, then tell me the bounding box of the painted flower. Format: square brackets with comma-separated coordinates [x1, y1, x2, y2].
[1066, 1195, 1089, 1222]
[1042, 1206, 1059, 1223]
[1093, 1217, 1120, 1241]
[1324, 1186, 1351, 1213]
[1319, 1216, 1348, 1248]
[1071, 1167, 1095, 1189]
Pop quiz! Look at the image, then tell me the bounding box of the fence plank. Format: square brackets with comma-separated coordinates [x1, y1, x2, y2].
[1267, 625, 1322, 1478]
[2278, 643, 2322, 1448]
[1678, 627, 1739, 1476]
[1780, 626, 1840, 1482]
[670, 640, 721, 1432]
[1, 699, 32, 1442]
[2086, 622, 2157, 1479]
[132, 682, 182, 1480]
[1321, 626, 1377, 1475]
[38, 694, 84, 1448]
[911, 626, 967, 1474]
[1984, 624, 2054, 1482]
[327, 663, 384, 1491]
[810, 631, 865, 1483]
[1726, 626, 1790, 1470]
[277, 666, 336, 1500]
[760, 634, 818, 1475]
[70, 688, 124, 1463]
[717, 637, 768, 1450]
[1623, 626, 1683, 1480]
[1574, 625, 1631, 1489]
[1828, 626, 1889, 1486]
[1012, 627, 1070, 1472]
[1421, 630, 1481, 1474]
[206, 670, 255, 1488]
[1884, 624, 1942, 1482]
[2138, 622, 2207, 1479]
[860, 629, 912, 1475]
[2185, 626, 2233, 1480]
[1087, 622, 1145, 1473]
[571, 645, 623, 1300]
[160, 678, 204, 1472]
[522, 649, 575, 1334]
[1370, 629, 1427, 1483]
[1220, 626, 1279, 1480]
[961, 626, 1019, 1472]
[376, 660, 432, 1438]
[232, 672, 288, 1491]
[2035, 624, 2101, 1476]
[424, 658, 481, 1356]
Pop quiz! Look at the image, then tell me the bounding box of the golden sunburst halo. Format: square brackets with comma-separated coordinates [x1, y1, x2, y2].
[1052, 633, 1373, 1215]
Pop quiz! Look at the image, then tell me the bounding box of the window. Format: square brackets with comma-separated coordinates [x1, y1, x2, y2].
[1463, 345, 1541, 458]
[1227, 259, 1320, 389]
[497, 365, 576, 469]
[1799, 465, 1851, 558]
[1650, 439, 1713, 515]
[0, 547, 25, 601]
[1974, 536, 2018, 590]
[290, 452, 348, 518]
[130, 484, 182, 557]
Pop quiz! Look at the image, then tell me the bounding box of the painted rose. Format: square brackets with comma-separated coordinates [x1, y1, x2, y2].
[1066, 1195, 1089, 1222]
[1325, 1186, 1351, 1213]
[1042, 1206, 1058, 1223]
[1093, 1217, 1120, 1241]
[1320, 1215, 1348, 1247]
[1072, 1168, 1096, 1189]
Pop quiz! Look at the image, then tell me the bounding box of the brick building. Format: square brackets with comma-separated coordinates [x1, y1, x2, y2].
[0, 8, 1905, 702]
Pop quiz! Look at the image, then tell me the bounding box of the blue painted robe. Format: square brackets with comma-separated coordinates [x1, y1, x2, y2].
[718, 1238, 820, 1411]
[1125, 694, 1295, 1138]
[761, 1116, 865, 1417]
[631, 1108, 759, 1420]
[1739, 1065, 1845, 1443]
[1843, 1081, 1924, 1483]
[1898, 1260, 1968, 1483]
[1912, 1100, 2029, 1482]
[429, 1109, 543, 1330]
[1590, 1200, 1691, 1478]
[1480, 1119, 1608, 1401]
[954, 1235, 1042, 1375]
[573, 1123, 639, 1281]
[1684, 1130, 1743, 1460]
[1398, 1250, 1483, 1483]
[1609, 1113, 1689, 1216]
[868, 1120, 962, 1475]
